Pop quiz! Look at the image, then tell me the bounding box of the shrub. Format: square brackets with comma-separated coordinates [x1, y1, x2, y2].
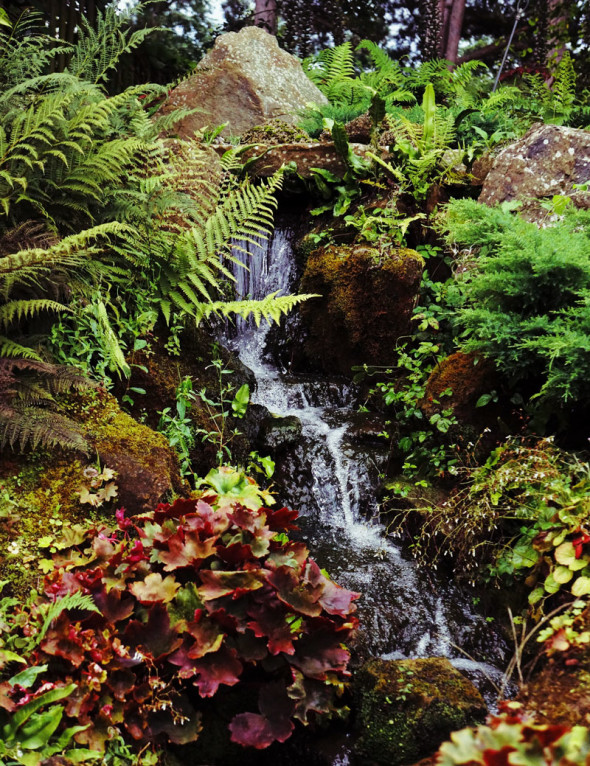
[0, 468, 358, 755]
[441, 200, 590, 427]
[391, 438, 590, 587]
[437, 702, 590, 766]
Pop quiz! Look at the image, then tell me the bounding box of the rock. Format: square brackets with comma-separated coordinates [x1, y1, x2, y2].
[82, 391, 186, 514]
[160, 27, 327, 138]
[420, 351, 495, 422]
[479, 123, 590, 221]
[211, 141, 370, 179]
[300, 244, 424, 375]
[259, 414, 302, 451]
[345, 112, 374, 144]
[352, 658, 487, 766]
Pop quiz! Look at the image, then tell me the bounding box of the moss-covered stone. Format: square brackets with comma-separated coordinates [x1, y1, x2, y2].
[300, 244, 424, 375]
[0, 390, 185, 595]
[240, 119, 311, 145]
[421, 351, 495, 422]
[352, 657, 487, 766]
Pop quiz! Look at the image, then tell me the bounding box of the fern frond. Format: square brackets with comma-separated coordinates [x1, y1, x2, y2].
[194, 292, 318, 326]
[0, 336, 42, 360]
[67, 3, 155, 85]
[36, 592, 100, 646]
[0, 299, 66, 329]
[0, 404, 88, 452]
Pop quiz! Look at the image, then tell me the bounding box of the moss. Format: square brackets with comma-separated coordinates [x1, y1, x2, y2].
[421, 351, 495, 420]
[0, 389, 186, 595]
[0, 449, 106, 597]
[300, 244, 424, 374]
[352, 658, 487, 766]
[240, 119, 311, 145]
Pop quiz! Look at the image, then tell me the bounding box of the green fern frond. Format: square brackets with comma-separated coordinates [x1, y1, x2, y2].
[553, 51, 576, 112]
[0, 299, 66, 329]
[194, 292, 319, 326]
[0, 404, 88, 452]
[36, 592, 100, 647]
[0, 336, 42, 360]
[303, 42, 356, 94]
[67, 3, 154, 85]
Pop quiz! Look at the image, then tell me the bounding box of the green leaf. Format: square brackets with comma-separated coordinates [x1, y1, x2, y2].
[19, 706, 63, 750]
[572, 576, 590, 597]
[9, 665, 48, 690]
[553, 565, 573, 584]
[0, 9, 11, 27]
[10, 684, 76, 730]
[555, 542, 588, 571]
[528, 587, 545, 605]
[231, 383, 250, 418]
[475, 393, 492, 408]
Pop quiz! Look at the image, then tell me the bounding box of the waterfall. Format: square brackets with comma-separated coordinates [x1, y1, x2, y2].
[223, 226, 507, 687]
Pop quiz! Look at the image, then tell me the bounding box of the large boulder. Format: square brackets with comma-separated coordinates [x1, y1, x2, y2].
[161, 27, 327, 138]
[480, 123, 590, 221]
[352, 658, 487, 766]
[300, 244, 424, 375]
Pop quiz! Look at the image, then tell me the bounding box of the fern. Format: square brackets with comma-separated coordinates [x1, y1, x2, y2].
[194, 292, 318, 326]
[0, 359, 92, 451]
[36, 592, 100, 647]
[67, 3, 153, 85]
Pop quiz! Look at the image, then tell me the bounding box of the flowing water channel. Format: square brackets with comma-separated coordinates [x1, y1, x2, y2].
[223, 225, 508, 705]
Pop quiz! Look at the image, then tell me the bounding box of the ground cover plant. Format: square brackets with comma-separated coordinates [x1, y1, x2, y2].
[0, 467, 357, 760]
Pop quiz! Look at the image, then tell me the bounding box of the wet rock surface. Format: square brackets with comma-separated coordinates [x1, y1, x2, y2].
[160, 27, 327, 138]
[352, 657, 487, 766]
[480, 123, 590, 221]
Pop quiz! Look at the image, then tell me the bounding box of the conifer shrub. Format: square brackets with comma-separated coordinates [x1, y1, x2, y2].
[0, 468, 357, 756]
[441, 200, 590, 428]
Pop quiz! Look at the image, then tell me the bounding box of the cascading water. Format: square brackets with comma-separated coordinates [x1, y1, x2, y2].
[223, 226, 507, 696]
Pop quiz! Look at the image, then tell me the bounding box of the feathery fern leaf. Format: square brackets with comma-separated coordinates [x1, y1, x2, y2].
[194, 292, 319, 326]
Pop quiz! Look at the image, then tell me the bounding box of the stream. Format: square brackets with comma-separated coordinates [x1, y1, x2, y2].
[223, 225, 508, 708]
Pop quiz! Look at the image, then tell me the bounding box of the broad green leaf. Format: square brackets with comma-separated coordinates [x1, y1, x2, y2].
[553, 565, 574, 584]
[572, 576, 590, 597]
[19, 706, 63, 750]
[9, 665, 48, 689]
[231, 384, 250, 418]
[555, 542, 588, 571]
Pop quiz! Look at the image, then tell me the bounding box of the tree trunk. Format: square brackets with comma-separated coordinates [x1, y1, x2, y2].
[443, 0, 466, 62]
[438, 0, 466, 62]
[254, 0, 277, 34]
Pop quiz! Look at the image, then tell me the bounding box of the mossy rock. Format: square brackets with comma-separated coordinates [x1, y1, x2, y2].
[300, 244, 424, 375]
[0, 390, 185, 595]
[240, 119, 311, 145]
[352, 658, 487, 766]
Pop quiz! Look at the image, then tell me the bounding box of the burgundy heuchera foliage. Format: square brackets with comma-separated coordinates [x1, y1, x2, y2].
[4, 470, 358, 752]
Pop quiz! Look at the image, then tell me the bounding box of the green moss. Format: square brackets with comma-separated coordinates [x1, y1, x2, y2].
[353, 658, 486, 765]
[0, 450, 106, 597]
[240, 119, 311, 145]
[300, 244, 424, 373]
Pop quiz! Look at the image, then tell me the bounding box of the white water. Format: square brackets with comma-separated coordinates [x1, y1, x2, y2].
[224, 229, 507, 674]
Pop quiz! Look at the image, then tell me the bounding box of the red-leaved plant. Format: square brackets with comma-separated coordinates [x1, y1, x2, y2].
[1, 468, 358, 754]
